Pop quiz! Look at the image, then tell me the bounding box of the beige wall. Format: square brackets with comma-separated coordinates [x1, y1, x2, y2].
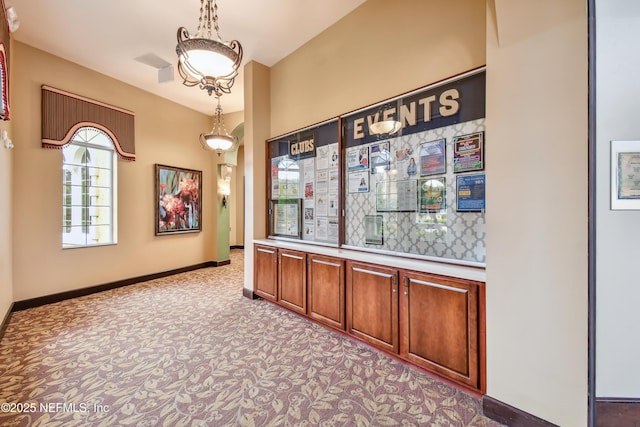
[243, 61, 271, 290]
[270, 0, 486, 137]
[485, 1, 588, 425]
[0, 39, 13, 321]
[12, 42, 219, 301]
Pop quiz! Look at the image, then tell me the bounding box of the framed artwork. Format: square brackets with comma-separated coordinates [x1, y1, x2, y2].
[155, 164, 202, 235]
[611, 140, 640, 210]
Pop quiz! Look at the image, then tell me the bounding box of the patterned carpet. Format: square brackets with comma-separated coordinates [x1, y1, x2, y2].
[0, 250, 503, 426]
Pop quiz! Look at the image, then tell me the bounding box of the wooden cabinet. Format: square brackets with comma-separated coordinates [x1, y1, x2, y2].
[278, 249, 307, 315]
[308, 254, 345, 330]
[254, 245, 278, 302]
[400, 270, 481, 389]
[253, 243, 485, 392]
[346, 261, 399, 354]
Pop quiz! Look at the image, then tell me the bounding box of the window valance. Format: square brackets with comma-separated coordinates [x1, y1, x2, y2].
[41, 86, 136, 161]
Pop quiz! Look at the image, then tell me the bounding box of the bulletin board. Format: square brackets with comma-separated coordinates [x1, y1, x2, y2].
[342, 69, 486, 264]
[267, 120, 340, 245]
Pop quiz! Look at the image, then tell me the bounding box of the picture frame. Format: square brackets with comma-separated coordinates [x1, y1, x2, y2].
[419, 138, 446, 176]
[270, 199, 302, 238]
[611, 140, 640, 210]
[370, 141, 391, 174]
[456, 173, 486, 212]
[453, 131, 484, 173]
[418, 177, 446, 212]
[375, 179, 418, 212]
[155, 164, 202, 235]
[365, 215, 384, 245]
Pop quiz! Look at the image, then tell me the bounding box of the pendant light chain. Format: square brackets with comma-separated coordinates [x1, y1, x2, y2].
[212, 1, 221, 41]
[196, 0, 220, 40]
[215, 96, 226, 134]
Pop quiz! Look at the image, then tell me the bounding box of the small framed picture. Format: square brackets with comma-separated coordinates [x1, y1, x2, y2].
[365, 215, 383, 245]
[456, 173, 486, 212]
[611, 140, 640, 210]
[453, 132, 484, 173]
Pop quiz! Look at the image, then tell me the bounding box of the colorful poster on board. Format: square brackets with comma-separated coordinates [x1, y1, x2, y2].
[419, 138, 446, 176]
[418, 177, 446, 212]
[456, 173, 485, 212]
[347, 146, 369, 171]
[370, 141, 391, 174]
[453, 132, 484, 173]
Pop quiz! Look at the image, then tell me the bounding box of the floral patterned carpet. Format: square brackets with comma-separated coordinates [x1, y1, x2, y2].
[0, 250, 503, 426]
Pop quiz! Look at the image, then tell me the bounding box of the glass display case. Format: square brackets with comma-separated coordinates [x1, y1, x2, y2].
[267, 120, 340, 245]
[266, 68, 486, 265]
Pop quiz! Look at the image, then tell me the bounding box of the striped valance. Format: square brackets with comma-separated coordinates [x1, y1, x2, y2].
[42, 85, 136, 161]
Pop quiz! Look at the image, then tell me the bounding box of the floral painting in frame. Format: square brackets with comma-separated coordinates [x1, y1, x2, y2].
[155, 164, 202, 235]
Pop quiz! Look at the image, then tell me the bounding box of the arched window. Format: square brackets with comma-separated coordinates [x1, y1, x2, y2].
[62, 127, 117, 248]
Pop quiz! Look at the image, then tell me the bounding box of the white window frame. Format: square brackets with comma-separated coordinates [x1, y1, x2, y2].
[62, 127, 118, 248]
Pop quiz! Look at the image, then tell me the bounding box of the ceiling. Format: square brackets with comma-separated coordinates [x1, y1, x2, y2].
[8, 0, 366, 115]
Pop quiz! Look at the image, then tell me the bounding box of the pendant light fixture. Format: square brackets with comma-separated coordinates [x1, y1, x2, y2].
[199, 96, 238, 155]
[176, 0, 243, 97]
[369, 102, 402, 136]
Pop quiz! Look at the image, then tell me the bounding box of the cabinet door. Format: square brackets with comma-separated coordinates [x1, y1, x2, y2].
[400, 271, 481, 389]
[278, 249, 307, 314]
[254, 245, 278, 302]
[346, 261, 399, 353]
[308, 254, 345, 330]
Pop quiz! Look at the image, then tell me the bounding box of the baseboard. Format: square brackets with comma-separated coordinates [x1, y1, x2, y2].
[12, 261, 220, 312]
[596, 398, 640, 427]
[231, 245, 245, 250]
[242, 288, 258, 299]
[0, 302, 14, 342]
[483, 396, 558, 427]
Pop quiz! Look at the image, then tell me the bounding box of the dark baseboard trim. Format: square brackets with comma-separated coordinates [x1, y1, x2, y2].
[230, 245, 244, 250]
[0, 303, 14, 342]
[596, 398, 640, 427]
[12, 261, 222, 312]
[483, 396, 558, 427]
[242, 288, 258, 299]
